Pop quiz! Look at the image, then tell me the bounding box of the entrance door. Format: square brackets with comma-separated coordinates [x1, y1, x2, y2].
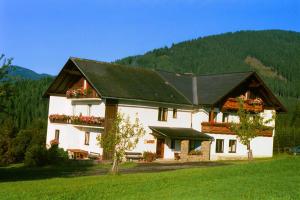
[156, 139, 165, 158]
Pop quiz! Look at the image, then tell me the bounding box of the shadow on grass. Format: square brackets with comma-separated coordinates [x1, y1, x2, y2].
[0, 160, 109, 182]
[0, 160, 230, 182]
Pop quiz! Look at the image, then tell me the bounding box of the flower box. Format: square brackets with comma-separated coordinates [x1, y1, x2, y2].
[49, 114, 105, 127]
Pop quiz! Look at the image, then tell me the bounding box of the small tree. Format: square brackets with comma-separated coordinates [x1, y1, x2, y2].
[97, 113, 145, 174]
[230, 99, 272, 160]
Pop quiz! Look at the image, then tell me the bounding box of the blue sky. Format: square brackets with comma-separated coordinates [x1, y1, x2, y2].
[1, 0, 299, 75]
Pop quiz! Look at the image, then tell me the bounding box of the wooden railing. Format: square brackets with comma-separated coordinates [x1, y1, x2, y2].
[222, 98, 263, 112]
[201, 122, 273, 137]
[49, 114, 105, 127]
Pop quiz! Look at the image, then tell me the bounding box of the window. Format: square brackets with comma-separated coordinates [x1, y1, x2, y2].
[245, 90, 250, 99]
[83, 79, 87, 90]
[189, 140, 201, 151]
[158, 107, 168, 121]
[229, 140, 237, 153]
[173, 108, 177, 119]
[171, 139, 181, 151]
[209, 111, 218, 122]
[55, 130, 60, 142]
[216, 139, 224, 153]
[222, 113, 229, 123]
[84, 132, 90, 145]
[171, 139, 175, 149]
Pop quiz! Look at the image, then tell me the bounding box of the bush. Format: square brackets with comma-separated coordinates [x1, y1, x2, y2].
[24, 144, 68, 167]
[24, 145, 48, 166]
[47, 144, 69, 164]
[143, 151, 156, 162]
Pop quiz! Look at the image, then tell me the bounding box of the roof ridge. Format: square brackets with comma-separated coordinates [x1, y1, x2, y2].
[155, 69, 194, 77]
[70, 57, 159, 72]
[196, 71, 254, 77]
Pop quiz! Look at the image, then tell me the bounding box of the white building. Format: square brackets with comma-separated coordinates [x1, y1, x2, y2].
[44, 57, 286, 161]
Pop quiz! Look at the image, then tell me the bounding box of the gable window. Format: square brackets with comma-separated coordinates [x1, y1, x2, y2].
[222, 113, 229, 123]
[55, 130, 60, 142]
[158, 107, 168, 121]
[216, 139, 224, 153]
[229, 139, 237, 153]
[173, 108, 177, 119]
[84, 132, 90, 145]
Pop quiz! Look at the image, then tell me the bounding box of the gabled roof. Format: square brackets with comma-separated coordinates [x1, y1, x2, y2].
[196, 72, 254, 105]
[44, 57, 286, 112]
[149, 126, 213, 140]
[44, 57, 191, 106]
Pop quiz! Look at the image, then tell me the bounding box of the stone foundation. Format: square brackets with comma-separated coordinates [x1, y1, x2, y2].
[180, 140, 211, 161]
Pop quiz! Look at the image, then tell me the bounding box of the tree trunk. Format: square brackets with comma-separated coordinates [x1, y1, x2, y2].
[111, 152, 119, 175]
[247, 143, 253, 161]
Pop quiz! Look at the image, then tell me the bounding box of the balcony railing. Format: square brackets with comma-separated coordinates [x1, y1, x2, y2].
[222, 98, 263, 112]
[49, 114, 105, 127]
[201, 122, 273, 137]
[66, 88, 99, 99]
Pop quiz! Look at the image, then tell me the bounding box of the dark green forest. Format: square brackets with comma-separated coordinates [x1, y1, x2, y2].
[118, 30, 300, 99]
[0, 30, 300, 165]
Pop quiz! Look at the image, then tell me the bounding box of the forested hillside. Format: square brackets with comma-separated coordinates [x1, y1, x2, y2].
[0, 77, 53, 129]
[4, 65, 52, 81]
[117, 30, 300, 99]
[0, 77, 53, 164]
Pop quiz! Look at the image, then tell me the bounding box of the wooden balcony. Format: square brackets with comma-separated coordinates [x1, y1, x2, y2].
[222, 98, 263, 112]
[49, 114, 105, 127]
[201, 122, 273, 137]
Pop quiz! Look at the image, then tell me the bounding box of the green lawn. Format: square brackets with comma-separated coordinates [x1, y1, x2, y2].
[0, 156, 299, 200]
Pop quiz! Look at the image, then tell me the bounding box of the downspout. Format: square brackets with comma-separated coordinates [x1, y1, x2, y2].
[192, 76, 198, 128]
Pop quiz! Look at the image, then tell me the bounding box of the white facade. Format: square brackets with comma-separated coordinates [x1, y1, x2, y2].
[46, 96, 105, 156]
[46, 95, 276, 160]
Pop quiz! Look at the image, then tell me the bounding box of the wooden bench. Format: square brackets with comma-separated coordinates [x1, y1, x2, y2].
[125, 152, 143, 161]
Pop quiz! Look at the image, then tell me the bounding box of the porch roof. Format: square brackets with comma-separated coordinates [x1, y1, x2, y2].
[149, 126, 213, 140]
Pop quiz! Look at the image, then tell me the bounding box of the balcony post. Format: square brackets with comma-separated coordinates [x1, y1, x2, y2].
[209, 107, 214, 123]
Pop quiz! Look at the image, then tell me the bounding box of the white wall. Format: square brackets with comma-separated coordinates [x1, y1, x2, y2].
[48, 96, 105, 117]
[208, 133, 274, 160]
[47, 96, 276, 160]
[47, 96, 105, 155]
[192, 108, 209, 131]
[46, 123, 103, 155]
[118, 104, 193, 158]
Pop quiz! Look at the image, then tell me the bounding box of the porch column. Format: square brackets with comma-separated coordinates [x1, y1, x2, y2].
[201, 141, 211, 161]
[180, 140, 189, 161]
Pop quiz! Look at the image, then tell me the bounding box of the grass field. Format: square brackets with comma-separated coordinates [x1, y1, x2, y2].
[0, 155, 299, 200]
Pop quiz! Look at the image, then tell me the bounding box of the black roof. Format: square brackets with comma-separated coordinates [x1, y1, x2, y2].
[196, 72, 253, 105]
[149, 126, 213, 140]
[44, 57, 286, 111]
[71, 58, 191, 105]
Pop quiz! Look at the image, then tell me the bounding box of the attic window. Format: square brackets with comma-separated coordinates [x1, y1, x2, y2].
[158, 107, 168, 121]
[173, 109, 177, 119]
[83, 80, 87, 89]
